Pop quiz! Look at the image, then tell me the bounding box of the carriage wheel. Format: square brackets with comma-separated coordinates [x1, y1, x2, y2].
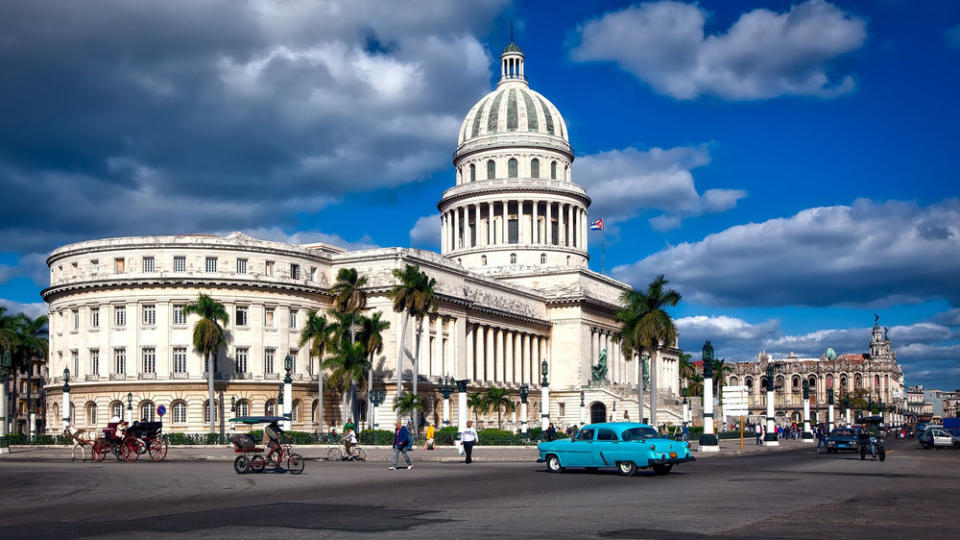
[326, 447, 343, 461]
[234, 455, 250, 474]
[121, 438, 140, 463]
[287, 454, 305, 475]
[355, 448, 367, 462]
[149, 438, 168, 462]
[250, 455, 266, 473]
[91, 444, 106, 462]
[72, 445, 86, 462]
[112, 442, 124, 461]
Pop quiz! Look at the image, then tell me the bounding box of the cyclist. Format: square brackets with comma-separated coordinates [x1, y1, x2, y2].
[263, 420, 284, 464]
[340, 427, 358, 460]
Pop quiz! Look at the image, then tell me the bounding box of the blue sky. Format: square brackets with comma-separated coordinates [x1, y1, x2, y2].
[1, 0, 958, 389]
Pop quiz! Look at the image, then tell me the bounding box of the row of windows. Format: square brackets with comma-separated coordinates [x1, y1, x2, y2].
[63, 255, 319, 281]
[461, 158, 568, 182]
[78, 399, 306, 425]
[474, 253, 570, 266]
[62, 305, 299, 331]
[65, 347, 305, 376]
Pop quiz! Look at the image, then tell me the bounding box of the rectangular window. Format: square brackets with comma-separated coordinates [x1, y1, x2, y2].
[289, 309, 297, 329]
[173, 304, 186, 325]
[265, 260, 274, 276]
[205, 257, 217, 273]
[264, 307, 275, 328]
[236, 258, 247, 274]
[559, 403, 566, 416]
[114, 258, 125, 273]
[288, 349, 297, 373]
[115, 305, 126, 327]
[91, 259, 99, 275]
[290, 263, 300, 280]
[142, 256, 155, 272]
[72, 309, 79, 330]
[142, 347, 156, 374]
[173, 256, 186, 272]
[90, 349, 99, 375]
[173, 347, 187, 373]
[236, 306, 248, 326]
[236, 348, 248, 373]
[72, 350, 79, 374]
[114, 348, 126, 375]
[264, 349, 275, 374]
[309, 267, 317, 281]
[508, 219, 519, 244]
[142, 304, 156, 326]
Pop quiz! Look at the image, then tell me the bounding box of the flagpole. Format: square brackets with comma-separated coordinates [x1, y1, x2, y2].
[601, 227, 605, 275]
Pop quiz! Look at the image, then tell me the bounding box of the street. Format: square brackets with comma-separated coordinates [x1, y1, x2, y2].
[0, 440, 956, 539]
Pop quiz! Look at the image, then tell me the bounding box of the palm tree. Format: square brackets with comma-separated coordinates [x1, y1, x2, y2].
[323, 340, 370, 427]
[184, 293, 228, 433]
[678, 352, 694, 390]
[484, 387, 516, 430]
[387, 264, 439, 398]
[467, 391, 488, 427]
[615, 274, 681, 427]
[331, 268, 368, 343]
[392, 392, 425, 425]
[687, 372, 705, 398]
[358, 311, 390, 430]
[712, 358, 734, 408]
[299, 310, 336, 432]
[11, 313, 48, 435]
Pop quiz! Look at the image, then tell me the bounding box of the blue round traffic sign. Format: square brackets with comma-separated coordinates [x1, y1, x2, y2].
[157, 405, 167, 417]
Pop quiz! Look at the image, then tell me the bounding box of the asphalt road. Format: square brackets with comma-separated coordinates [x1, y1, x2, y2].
[0, 440, 956, 539]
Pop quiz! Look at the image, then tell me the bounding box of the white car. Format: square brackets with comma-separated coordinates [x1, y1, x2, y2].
[919, 427, 959, 448]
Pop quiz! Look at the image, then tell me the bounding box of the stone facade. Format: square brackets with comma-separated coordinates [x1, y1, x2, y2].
[41, 41, 684, 434]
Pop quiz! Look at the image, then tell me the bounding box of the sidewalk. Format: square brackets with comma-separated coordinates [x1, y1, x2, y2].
[1, 438, 811, 463]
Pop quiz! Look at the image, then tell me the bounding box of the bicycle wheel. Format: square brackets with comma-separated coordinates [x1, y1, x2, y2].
[355, 447, 367, 462]
[72, 445, 86, 462]
[287, 453, 305, 475]
[149, 438, 168, 462]
[326, 447, 343, 461]
[234, 455, 250, 474]
[250, 455, 265, 473]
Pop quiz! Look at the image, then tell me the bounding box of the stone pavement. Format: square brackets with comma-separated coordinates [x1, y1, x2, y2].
[2, 437, 808, 462]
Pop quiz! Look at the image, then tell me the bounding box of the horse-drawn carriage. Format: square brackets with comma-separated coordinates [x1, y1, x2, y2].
[228, 416, 304, 474]
[87, 420, 168, 463]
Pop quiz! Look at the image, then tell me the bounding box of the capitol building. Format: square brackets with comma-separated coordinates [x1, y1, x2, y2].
[42, 41, 684, 434]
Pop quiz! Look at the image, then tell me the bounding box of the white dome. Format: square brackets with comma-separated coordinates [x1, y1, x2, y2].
[457, 84, 568, 147]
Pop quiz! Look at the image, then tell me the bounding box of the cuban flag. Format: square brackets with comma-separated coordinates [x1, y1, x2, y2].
[590, 218, 603, 231]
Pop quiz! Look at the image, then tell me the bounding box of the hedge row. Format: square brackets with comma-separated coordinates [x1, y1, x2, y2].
[2, 434, 74, 445]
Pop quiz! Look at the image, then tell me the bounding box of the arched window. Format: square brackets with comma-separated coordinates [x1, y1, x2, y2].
[291, 400, 301, 422]
[566, 255, 571, 265]
[540, 253, 546, 264]
[551, 161, 557, 179]
[840, 375, 848, 391]
[172, 401, 187, 423]
[808, 376, 817, 388]
[826, 374, 834, 388]
[52, 403, 60, 421]
[729, 376, 738, 386]
[481, 255, 487, 266]
[775, 375, 784, 393]
[855, 374, 862, 389]
[312, 399, 320, 423]
[874, 375, 880, 388]
[508, 158, 518, 178]
[565, 165, 570, 181]
[531, 158, 540, 178]
[140, 401, 156, 422]
[792, 376, 801, 390]
[510, 253, 517, 264]
[110, 401, 123, 421]
[86, 402, 97, 426]
[236, 400, 249, 417]
[487, 160, 495, 180]
[203, 400, 220, 423]
[760, 377, 768, 391]
[265, 399, 277, 416]
[745, 377, 754, 392]
[470, 163, 476, 182]
[457, 258, 462, 265]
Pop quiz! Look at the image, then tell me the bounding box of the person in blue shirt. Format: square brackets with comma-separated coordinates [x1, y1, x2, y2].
[390, 420, 413, 470]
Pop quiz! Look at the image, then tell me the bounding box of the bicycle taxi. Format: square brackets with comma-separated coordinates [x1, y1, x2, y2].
[228, 415, 305, 475]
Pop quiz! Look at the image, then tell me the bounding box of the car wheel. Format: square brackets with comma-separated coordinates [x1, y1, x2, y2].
[652, 464, 672, 475]
[617, 462, 636, 477]
[546, 455, 563, 473]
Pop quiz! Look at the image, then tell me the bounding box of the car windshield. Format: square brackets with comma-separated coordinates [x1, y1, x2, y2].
[830, 429, 856, 437]
[620, 427, 659, 441]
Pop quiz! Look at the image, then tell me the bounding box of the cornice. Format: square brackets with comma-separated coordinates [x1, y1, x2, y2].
[42, 276, 334, 303]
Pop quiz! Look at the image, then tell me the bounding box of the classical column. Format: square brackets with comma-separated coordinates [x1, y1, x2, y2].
[473, 204, 480, 248]
[466, 323, 474, 381]
[495, 328, 504, 383]
[486, 325, 495, 383]
[518, 200, 526, 243]
[433, 316, 443, 377]
[532, 200, 539, 244]
[546, 201, 553, 245]
[558, 203, 565, 246]
[507, 331, 516, 384]
[487, 202, 494, 245]
[569, 204, 575, 248]
[475, 325, 485, 383]
[453, 206, 460, 250]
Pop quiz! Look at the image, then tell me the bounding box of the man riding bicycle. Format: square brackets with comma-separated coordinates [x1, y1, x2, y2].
[340, 428, 358, 460]
[263, 421, 283, 463]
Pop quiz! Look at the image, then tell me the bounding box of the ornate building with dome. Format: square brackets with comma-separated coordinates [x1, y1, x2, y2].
[41, 41, 684, 434]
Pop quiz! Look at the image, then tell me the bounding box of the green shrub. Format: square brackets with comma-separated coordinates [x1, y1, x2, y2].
[359, 429, 394, 445]
[33, 435, 55, 445]
[478, 428, 515, 445]
[435, 426, 459, 445]
[56, 435, 73, 445]
[165, 433, 193, 445]
[5, 434, 28, 445]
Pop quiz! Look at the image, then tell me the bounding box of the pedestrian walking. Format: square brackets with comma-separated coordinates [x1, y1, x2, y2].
[755, 423, 763, 445]
[389, 420, 413, 470]
[461, 420, 479, 464]
[681, 423, 690, 442]
[545, 423, 557, 441]
[424, 422, 435, 450]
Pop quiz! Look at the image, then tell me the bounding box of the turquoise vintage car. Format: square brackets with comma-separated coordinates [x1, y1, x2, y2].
[537, 422, 694, 476]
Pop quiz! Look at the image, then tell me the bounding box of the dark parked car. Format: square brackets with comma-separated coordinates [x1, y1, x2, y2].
[825, 427, 860, 453]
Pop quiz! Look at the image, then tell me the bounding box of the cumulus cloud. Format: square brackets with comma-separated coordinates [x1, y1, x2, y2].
[935, 307, 960, 327]
[946, 24, 960, 49]
[409, 214, 442, 248]
[571, 0, 866, 100]
[0, 0, 507, 254]
[0, 299, 48, 319]
[233, 227, 379, 251]
[575, 145, 745, 230]
[614, 199, 960, 307]
[0, 253, 48, 287]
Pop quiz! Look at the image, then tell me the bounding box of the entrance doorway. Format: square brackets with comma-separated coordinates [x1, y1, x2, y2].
[590, 402, 607, 424]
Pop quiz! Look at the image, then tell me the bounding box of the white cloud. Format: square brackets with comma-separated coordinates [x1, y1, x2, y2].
[613, 198, 960, 307]
[575, 145, 745, 230]
[571, 0, 866, 100]
[0, 299, 47, 319]
[935, 307, 960, 327]
[236, 227, 379, 251]
[0, 253, 48, 286]
[409, 214, 441, 248]
[946, 24, 960, 49]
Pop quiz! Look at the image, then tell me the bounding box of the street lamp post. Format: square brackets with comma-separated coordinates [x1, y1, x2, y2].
[230, 396, 236, 435]
[540, 359, 550, 431]
[681, 388, 689, 429]
[369, 388, 385, 430]
[763, 364, 779, 446]
[282, 355, 293, 431]
[519, 384, 529, 434]
[62, 367, 72, 433]
[579, 390, 586, 426]
[456, 379, 468, 435]
[126, 392, 133, 424]
[0, 350, 11, 453]
[828, 389, 835, 432]
[437, 377, 455, 426]
[801, 380, 813, 442]
[699, 341, 719, 452]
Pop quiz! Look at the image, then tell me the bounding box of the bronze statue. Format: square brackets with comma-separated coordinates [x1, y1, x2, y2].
[591, 348, 608, 382]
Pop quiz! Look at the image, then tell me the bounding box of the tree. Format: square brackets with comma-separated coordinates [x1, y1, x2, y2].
[323, 340, 370, 427]
[358, 311, 390, 430]
[712, 358, 734, 406]
[484, 387, 516, 430]
[687, 373, 704, 398]
[392, 392, 425, 424]
[387, 264, 439, 399]
[678, 352, 694, 390]
[299, 310, 336, 432]
[10, 312, 48, 435]
[184, 293, 229, 433]
[616, 274, 681, 426]
[331, 267, 368, 343]
[467, 391, 489, 427]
